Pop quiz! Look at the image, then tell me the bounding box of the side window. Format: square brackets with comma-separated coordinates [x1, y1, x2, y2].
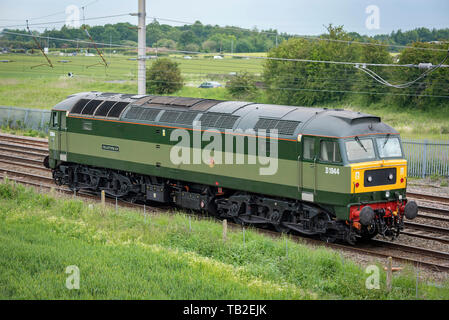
[52, 112, 59, 128]
[320, 140, 342, 163]
[61, 113, 67, 129]
[303, 137, 315, 160]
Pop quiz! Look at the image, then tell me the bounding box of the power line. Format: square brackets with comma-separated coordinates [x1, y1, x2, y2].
[146, 16, 449, 53]
[2, 12, 446, 54]
[356, 50, 449, 88]
[0, 13, 131, 29]
[5, 30, 448, 71]
[26, 0, 99, 21]
[2, 68, 447, 100]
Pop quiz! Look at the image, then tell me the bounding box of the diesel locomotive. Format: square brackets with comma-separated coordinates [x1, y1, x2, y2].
[45, 91, 418, 244]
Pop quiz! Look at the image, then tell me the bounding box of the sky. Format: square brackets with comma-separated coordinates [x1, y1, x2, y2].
[0, 0, 448, 36]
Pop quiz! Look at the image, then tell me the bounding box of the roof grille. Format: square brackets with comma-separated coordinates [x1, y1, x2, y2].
[71, 99, 90, 114]
[139, 108, 161, 121]
[124, 106, 144, 120]
[254, 118, 278, 131]
[81, 99, 103, 115]
[159, 110, 181, 123]
[199, 113, 220, 127]
[107, 102, 129, 118]
[254, 118, 300, 135]
[175, 112, 199, 125]
[94, 101, 117, 117]
[275, 120, 301, 135]
[214, 115, 239, 129]
[198, 113, 239, 129]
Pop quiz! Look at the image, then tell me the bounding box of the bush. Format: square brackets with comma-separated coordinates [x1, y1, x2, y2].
[226, 72, 258, 99]
[146, 58, 184, 94]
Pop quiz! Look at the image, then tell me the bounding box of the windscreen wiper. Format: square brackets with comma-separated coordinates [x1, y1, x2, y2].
[355, 136, 367, 152]
[383, 134, 391, 147]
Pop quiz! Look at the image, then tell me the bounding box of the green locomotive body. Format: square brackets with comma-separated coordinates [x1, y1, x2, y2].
[46, 92, 418, 243]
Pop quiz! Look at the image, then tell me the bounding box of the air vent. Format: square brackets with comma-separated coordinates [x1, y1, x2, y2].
[254, 118, 300, 135]
[107, 102, 129, 118]
[215, 115, 238, 129]
[275, 120, 301, 135]
[139, 108, 161, 122]
[71, 99, 90, 114]
[159, 111, 181, 123]
[124, 106, 144, 120]
[94, 101, 117, 117]
[81, 100, 103, 115]
[254, 118, 278, 131]
[199, 113, 240, 129]
[175, 112, 198, 125]
[199, 113, 220, 127]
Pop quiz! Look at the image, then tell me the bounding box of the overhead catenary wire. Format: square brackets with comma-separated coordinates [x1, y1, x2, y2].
[1, 13, 447, 53]
[1, 14, 448, 96]
[356, 49, 449, 88]
[3, 31, 448, 70]
[0, 13, 132, 29]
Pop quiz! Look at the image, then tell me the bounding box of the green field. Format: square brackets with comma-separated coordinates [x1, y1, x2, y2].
[0, 52, 448, 140]
[0, 180, 448, 299]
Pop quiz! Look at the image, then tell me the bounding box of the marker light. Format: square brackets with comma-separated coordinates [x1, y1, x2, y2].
[355, 182, 360, 188]
[400, 178, 404, 183]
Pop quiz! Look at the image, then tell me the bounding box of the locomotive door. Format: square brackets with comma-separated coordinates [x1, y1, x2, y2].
[300, 136, 318, 202]
[49, 111, 60, 160]
[59, 111, 68, 161]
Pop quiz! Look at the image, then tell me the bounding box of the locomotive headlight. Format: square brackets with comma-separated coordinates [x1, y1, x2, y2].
[388, 173, 394, 180]
[367, 176, 373, 182]
[385, 191, 391, 198]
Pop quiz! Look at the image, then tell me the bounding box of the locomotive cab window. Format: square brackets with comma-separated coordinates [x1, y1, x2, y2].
[51, 112, 59, 128]
[303, 136, 315, 160]
[320, 140, 342, 163]
[376, 136, 402, 158]
[345, 137, 375, 162]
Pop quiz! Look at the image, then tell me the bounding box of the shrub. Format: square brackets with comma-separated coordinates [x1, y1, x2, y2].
[146, 58, 183, 94]
[226, 72, 258, 99]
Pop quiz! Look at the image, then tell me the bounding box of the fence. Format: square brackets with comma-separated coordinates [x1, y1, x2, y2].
[0, 106, 51, 133]
[402, 139, 449, 178]
[0, 106, 448, 177]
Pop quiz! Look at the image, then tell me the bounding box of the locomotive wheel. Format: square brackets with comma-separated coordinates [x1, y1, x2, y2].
[273, 222, 290, 233]
[360, 225, 378, 242]
[233, 216, 247, 226]
[320, 232, 337, 243]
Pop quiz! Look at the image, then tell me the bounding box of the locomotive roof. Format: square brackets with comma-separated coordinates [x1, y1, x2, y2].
[52, 92, 398, 139]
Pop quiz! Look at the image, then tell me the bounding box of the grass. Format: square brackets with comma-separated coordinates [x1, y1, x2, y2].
[0, 180, 448, 299]
[0, 125, 47, 138]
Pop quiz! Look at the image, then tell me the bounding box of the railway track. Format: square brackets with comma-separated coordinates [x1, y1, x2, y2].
[1, 133, 449, 272]
[0, 133, 48, 148]
[407, 191, 449, 206]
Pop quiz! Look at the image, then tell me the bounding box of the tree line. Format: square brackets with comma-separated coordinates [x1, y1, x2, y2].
[262, 25, 449, 110]
[1, 21, 448, 54]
